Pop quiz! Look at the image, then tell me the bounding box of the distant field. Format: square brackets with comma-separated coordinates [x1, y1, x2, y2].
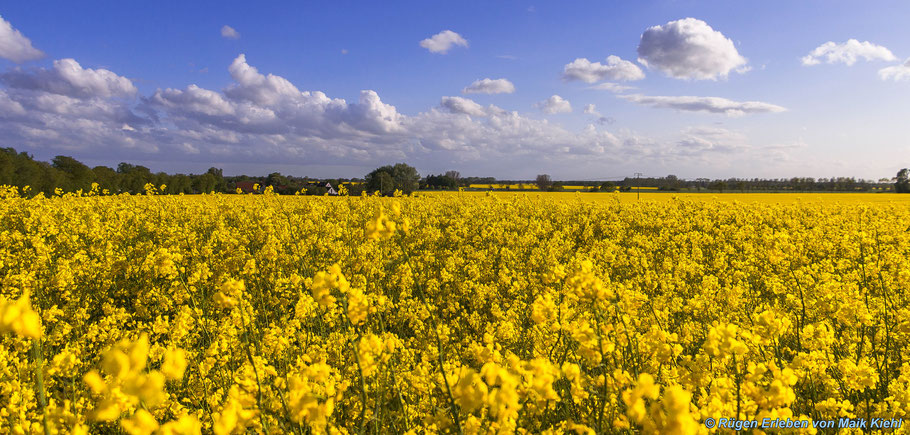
[422, 190, 910, 203]
[466, 184, 650, 190]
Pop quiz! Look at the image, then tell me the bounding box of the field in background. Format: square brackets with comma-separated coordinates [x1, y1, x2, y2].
[424, 190, 910, 204]
[466, 184, 658, 191]
[2, 189, 910, 432]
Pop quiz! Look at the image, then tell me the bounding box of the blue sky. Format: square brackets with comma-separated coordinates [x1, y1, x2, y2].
[1, 1, 909, 180]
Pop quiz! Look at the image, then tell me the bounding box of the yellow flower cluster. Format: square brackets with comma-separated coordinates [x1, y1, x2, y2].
[0, 290, 42, 339]
[1, 187, 910, 432]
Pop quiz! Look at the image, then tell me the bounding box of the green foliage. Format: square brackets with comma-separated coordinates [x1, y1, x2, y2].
[897, 168, 910, 193]
[0, 147, 233, 195]
[365, 163, 420, 194]
[535, 174, 552, 191]
[424, 173, 457, 190]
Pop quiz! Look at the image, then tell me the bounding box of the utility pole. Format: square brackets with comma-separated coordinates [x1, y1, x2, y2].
[635, 172, 642, 201]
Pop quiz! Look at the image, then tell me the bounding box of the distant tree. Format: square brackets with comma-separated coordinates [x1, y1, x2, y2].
[116, 163, 152, 193]
[709, 180, 727, 193]
[207, 167, 226, 192]
[662, 174, 683, 191]
[92, 166, 120, 192]
[896, 168, 910, 193]
[266, 172, 288, 188]
[168, 174, 193, 194]
[600, 181, 616, 192]
[425, 174, 457, 189]
[535, 174, 552, 191]
[52, 155, 92, 191]
[366, 163, 420, 194]
[371, 172, 393, 194]
[445, 170, 461, 186]
[192, 173, 217, 194]
[548, 182, 564, 192]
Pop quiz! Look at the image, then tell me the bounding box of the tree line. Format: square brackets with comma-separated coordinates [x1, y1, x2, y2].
[0, 148, 374, 196]
[604, 174, 900, 193]
[1, 147, 906, 196]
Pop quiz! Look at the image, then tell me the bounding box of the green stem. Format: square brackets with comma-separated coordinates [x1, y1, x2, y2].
[238, 301, 271, 434]
[32, 340, 51, 435]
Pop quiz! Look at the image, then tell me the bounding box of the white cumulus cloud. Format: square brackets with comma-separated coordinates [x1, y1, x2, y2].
[535, 95, 572, 114]
[0, 53, 795, 175]
[151, 84, 237, 117]
[419, 30, 468, 54]
[225, 54, 302, 105]
[150, 54, 404, 137]
[462, 78, 515, 94]
[1, 58, 137, 98]
[0, 15, 44, 63]
[440, 96, 488, 116]
[221, 25, 241, 40]
[637, 18, 747, 80]
[879, 58, 910, 81]
[621, 94, 786, 117]
[801, 39, 895, 66]
[562, 56, 644, 83]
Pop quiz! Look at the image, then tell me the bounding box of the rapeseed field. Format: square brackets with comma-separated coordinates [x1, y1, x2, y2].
[2, 185, 909, 433]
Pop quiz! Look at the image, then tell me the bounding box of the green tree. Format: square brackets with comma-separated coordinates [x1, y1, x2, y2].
[117, 163, 152, 194]
[265, 172, 288, 188]
[445, 170, 461, 186]
[535, 174, 552, 191]
[365, 163, 420, 194]
[709, 180, 727, 193]
[192, 173, 218, 194]
[92, 166, 120, 193]
[425, 174, 457, 189]
[896, 168, 910, 193]
[207, 167, 226, 192]
[52, 155, 92, 192]
[599, 181, 616, 192]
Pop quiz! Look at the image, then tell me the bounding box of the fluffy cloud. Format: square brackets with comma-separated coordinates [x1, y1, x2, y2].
[0, 15, 44, 63]
[1, 58, 137, 98]
[419, 30, 468, 54]
[224, 54, 302, 105]
[0, 82, 155, 155]
[221, 25, 241, 40]
[621, 94, 786, 116]
[462, 78, 515, 94]
[151, 85, 236, 117]
[404, 108, 621, 157]
[535, 95, 572, 114]
[0, 89, 26, 116]
[637, 18, 747, 80]
[0, 53, 794, 176]
[440, 96, 488, 116]
[562, 56, 644, 83]
[152, 55, 404, 137]
[801, 39, 895, 66]
[879, 58, 910, 81]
